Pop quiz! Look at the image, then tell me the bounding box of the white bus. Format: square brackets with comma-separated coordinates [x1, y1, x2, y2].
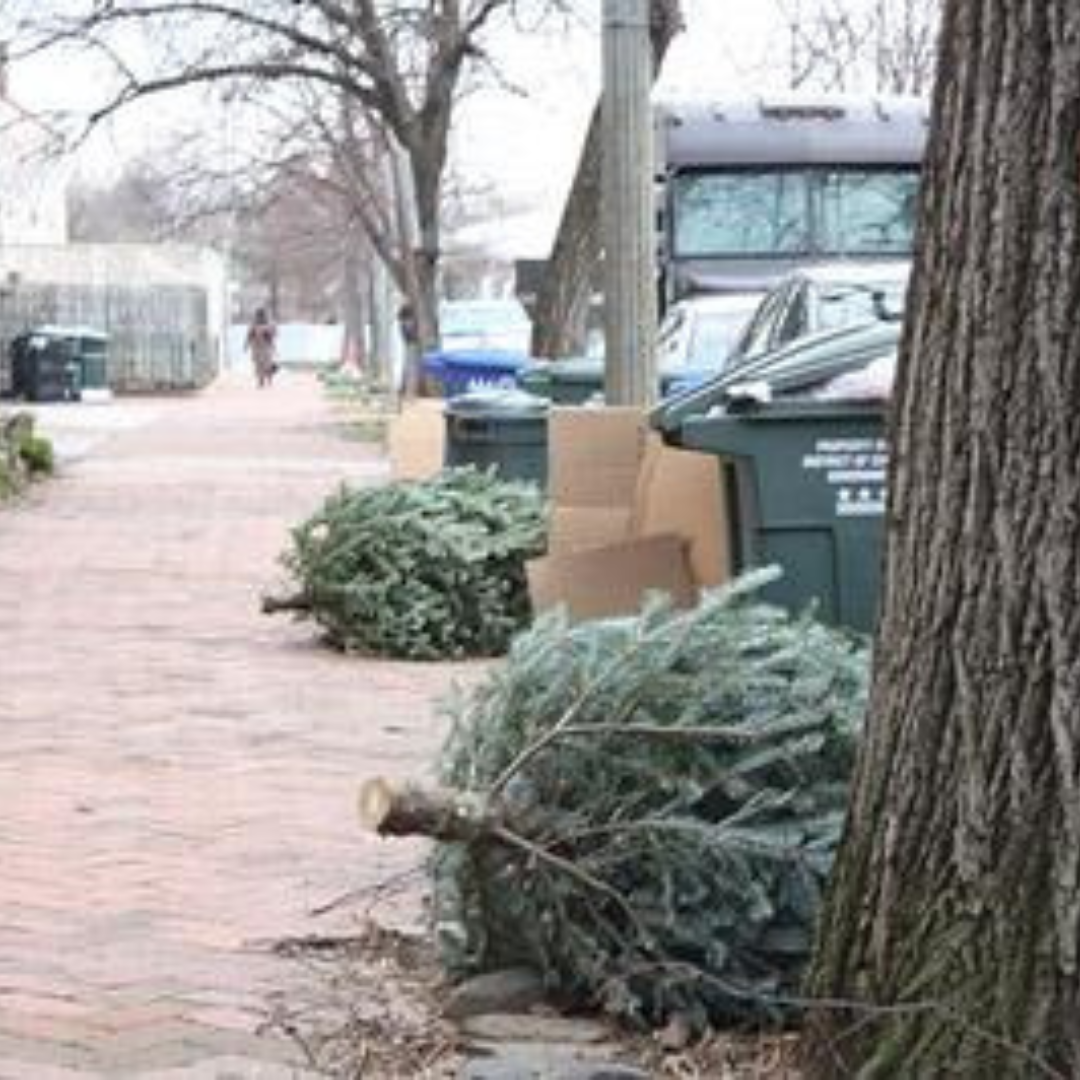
[657, 95, 928, 305]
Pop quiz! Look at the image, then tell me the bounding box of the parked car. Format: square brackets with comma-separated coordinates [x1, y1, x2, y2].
[726, 261, 910, 369]
[439, 298, 532, 355]
[656, 292, 765, 382]
[654, 317, 902, 434]
[517, 292, 763, 403]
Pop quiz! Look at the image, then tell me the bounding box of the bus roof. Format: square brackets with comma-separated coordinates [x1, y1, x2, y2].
[658, 94, 930, 169]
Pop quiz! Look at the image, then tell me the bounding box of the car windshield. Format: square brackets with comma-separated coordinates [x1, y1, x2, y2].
[441, 301, 529, 337]
[685, 307, 761, 368]
[817, 280, 908, 329]
[671, 168, 920, 258]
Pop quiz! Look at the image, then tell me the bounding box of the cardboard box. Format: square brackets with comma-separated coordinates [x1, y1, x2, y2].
[549, 505, 634, 554]
[546, 406, 646, 556]
[529, 407, 730, 621]
[527, 534, 697, 622]
[548, 407, 646, 507]
[387, 399, 445, 480]
[632, 437, 731, 587]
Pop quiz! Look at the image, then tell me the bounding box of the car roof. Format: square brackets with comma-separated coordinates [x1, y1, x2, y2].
[441, 298, 527, 314]
[671, 292, 765, 313]
[790, 261, 912, 286]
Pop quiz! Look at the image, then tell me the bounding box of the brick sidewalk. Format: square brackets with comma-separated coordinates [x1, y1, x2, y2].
[0, 375, 467, 1077]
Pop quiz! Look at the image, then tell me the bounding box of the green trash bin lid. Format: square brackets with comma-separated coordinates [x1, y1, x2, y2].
[445, 388, 550, 420]
[36, 324, 108, 346]
[652, 321, 900, 437]
[546, 357, 604, 384]
[519, 357, 604, 384]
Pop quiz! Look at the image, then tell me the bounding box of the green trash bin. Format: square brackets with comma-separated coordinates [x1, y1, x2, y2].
[10, 332, 82, 402]
[444, 389, 550, 485]
[26, 327, 111, 396]
[73, 330, 110, 391]
[674, 400, 887, 632]
[520, 358, 704, 404]
[517, 357, 604, 404]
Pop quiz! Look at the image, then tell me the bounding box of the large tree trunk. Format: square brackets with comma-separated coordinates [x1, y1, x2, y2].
[530, 0, 683, 360]
[805, 3, 1080, 1076]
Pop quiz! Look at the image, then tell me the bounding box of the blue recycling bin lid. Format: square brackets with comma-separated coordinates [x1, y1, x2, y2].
[424, 348, 527, 374]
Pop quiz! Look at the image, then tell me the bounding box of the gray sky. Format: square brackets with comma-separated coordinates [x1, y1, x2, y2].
[9, 2, 798, 252]
[455, 1, 792, 253]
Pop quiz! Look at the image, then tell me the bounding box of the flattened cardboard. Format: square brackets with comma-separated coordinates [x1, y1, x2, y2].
[548, 407, 646, 507]
[548, 506, 634, 555]
[527, 534, 697, 622]
[632, 437, 731, 587]
[388, 399, 445, 480]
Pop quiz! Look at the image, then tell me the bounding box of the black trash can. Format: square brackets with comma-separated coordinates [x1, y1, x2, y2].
[444, 390, 550, 486]
[674, 400, 887, 632]
[10, 331, 83, 403]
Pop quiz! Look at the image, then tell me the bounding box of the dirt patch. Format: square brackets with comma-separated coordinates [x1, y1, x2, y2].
[268, 920, 463, 1078]
[634, 1031, 804, 1078]
[269, 914, 804, 1079]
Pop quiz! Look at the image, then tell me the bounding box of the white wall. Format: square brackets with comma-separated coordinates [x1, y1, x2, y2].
[227, 323, 346, 369]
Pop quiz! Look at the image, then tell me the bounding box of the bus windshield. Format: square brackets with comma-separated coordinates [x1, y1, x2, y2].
[671, 168, 920, 259]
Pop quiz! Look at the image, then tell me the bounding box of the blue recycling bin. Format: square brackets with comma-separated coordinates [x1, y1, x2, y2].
[423, 349, 528, 396]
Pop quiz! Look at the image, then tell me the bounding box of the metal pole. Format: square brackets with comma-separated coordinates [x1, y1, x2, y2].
[602, 0, 658, 406]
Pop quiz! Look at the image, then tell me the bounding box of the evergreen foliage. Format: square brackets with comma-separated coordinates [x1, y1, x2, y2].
[433, 573, 869, 1027]
[0, 413, 54, 499]
[268, 468, 546, 660]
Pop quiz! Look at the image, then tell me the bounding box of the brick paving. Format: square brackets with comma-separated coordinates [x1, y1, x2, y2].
[0, 375, 467, 1077]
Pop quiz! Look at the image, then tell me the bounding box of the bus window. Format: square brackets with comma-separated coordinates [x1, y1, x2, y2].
[670, 168, 919, 260]
[672, 172, 809, 257]
[819, 170, 920, 255]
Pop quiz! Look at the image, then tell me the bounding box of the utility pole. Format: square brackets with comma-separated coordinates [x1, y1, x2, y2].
[388, 140, 426, 396]
[602, 0, 658, 406]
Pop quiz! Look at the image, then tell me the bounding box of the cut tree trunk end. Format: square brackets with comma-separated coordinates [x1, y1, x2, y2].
[261, 594, 311, 616]
[358, 778, 495, 844]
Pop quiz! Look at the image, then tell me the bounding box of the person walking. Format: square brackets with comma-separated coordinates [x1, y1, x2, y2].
[245, 308, 278, 388]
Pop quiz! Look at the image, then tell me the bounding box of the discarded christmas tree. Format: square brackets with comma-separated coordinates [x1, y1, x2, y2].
[361, 573, 869, 1027]
[264, 467, 546, 660]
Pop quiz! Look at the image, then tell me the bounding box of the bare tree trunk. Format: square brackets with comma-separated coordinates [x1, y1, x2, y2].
[531, 112, 602, 359]
[368, 253, 396, 389]
[340, 220, 369, 372]
[530, 0, 683, 360]
[805, 2, 1080, 1076]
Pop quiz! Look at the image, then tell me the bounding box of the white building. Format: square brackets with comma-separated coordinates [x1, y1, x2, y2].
[0, 243, 228, 391]
[0, 49, 70, 247]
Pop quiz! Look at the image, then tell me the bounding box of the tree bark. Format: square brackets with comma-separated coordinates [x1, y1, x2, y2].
[530, 0, 683, 360]
[340, 219, 369, 372]
[805, 2, 1080, 1076]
